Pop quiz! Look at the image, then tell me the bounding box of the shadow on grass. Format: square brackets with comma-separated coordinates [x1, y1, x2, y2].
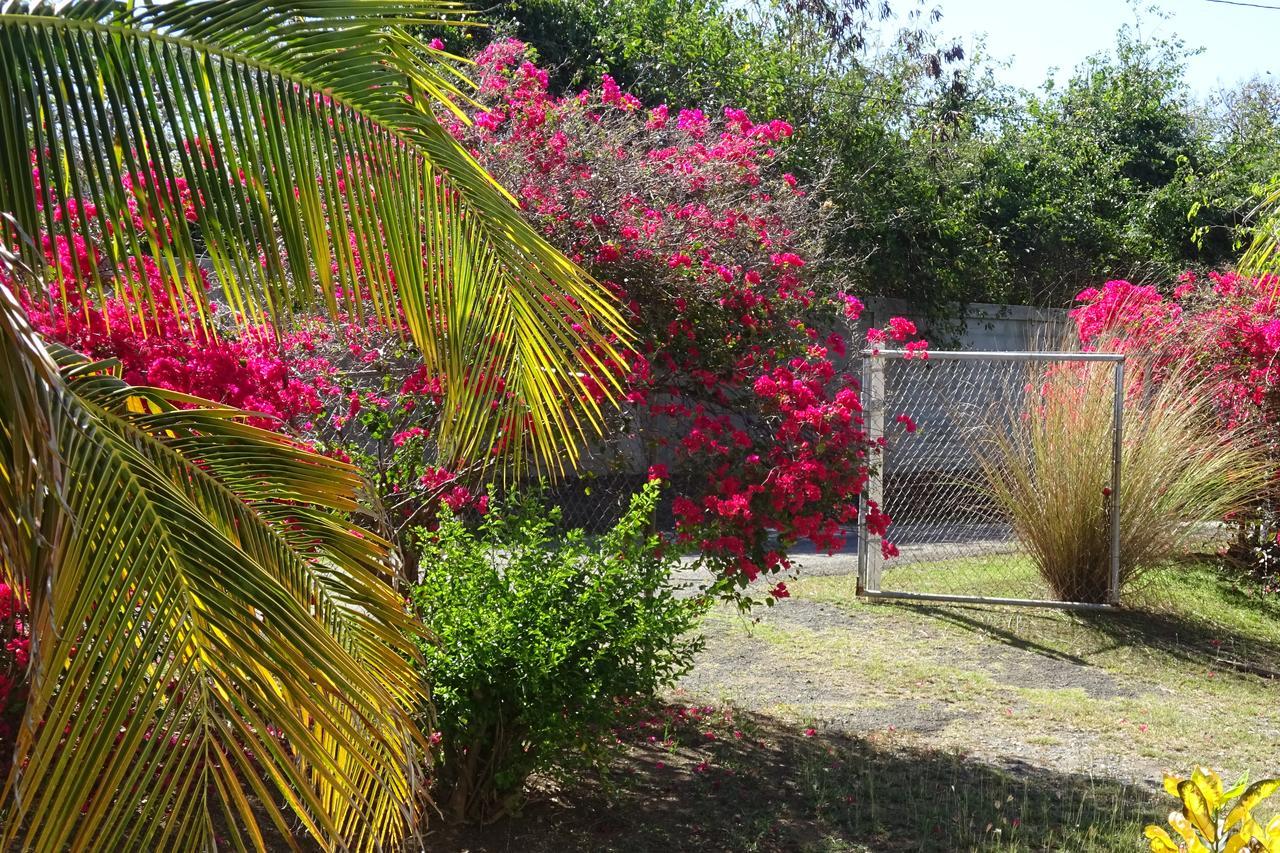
[872, 564, 1280, 681]
[906, 605, 1095, 668]
[1079, 606, 1280, 679]
[430, 704, 1156, 853]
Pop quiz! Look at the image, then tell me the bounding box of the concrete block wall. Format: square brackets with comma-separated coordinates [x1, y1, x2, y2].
[859, 298, 1072, 353]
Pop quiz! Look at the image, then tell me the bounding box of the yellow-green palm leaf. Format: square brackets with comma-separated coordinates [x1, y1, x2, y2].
[0, 267, 427, 851]
[1241, 179, 1280, 282]
[0, 0, 631, 475]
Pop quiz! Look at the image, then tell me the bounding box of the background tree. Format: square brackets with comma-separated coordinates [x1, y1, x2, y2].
[477, 1, 1280, 313]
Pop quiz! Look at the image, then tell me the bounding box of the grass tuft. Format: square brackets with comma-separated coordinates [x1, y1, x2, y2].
[971, 350, 1270, 603]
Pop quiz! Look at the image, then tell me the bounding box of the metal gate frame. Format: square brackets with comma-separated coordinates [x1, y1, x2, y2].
[856, 349, 1125, 610]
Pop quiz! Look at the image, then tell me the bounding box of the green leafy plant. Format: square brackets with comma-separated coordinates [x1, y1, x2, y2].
[1146, 767, 1280, 852]
[410, 480, 704, 823]
[972, 350, 1271, 603]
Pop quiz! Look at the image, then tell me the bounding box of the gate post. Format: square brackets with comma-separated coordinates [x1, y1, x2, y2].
[859, 355, 885, 594]
[1108, 358, 1124, 605]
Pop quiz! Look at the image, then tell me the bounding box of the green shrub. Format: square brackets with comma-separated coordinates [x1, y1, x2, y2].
[409, 480, 704, 823]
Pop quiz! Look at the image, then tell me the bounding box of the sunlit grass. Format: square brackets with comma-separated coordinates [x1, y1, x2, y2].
[875, 553, 1050, 599]
[856, 553, 1280, 660]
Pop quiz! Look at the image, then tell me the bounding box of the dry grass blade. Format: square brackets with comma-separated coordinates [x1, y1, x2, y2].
[972, 345, 1271, 603]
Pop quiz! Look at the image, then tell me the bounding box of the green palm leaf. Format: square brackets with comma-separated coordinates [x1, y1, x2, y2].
[1240, 180, 1280, 282]
[0, 0, 632, 475]
[0, 267, 427, 851]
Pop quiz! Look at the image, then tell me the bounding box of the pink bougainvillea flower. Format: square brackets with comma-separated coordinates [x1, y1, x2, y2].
[887, 317, 916, 342]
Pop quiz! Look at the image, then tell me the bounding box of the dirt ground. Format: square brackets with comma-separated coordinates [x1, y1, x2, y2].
[431, 556, 1280, 852]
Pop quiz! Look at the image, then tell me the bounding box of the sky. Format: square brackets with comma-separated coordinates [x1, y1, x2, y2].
[932, 0, 1277, 96]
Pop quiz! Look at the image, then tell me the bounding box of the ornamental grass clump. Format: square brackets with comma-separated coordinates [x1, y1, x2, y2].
[973, 348, 1270, 603]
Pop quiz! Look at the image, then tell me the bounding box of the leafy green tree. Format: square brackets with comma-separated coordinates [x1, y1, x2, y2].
[978, 29, 1209, 303]
[1194, 76, 1280, 262]
[487, 2, 1280, 311]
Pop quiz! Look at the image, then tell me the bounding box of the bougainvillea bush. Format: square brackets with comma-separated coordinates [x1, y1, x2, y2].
[448, 38, 921, 602]
[20, 255, 338, 430]
[1071, 273, 1280, 590]
[17, 42, 918, 606]
[15, 161, 491, 574]
[0, 584, 29, 771]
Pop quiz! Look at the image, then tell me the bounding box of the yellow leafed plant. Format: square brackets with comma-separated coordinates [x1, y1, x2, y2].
[1145, 766, 1280, 852]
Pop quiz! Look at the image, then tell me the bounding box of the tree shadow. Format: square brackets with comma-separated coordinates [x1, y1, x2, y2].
[870, 573, 1280, 681]
[905, 604, 1095, 667]
[1078, 605, 1280, 679]
[430, 704, 1158, 852]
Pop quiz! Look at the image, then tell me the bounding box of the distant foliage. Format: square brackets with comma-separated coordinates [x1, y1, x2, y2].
[409, 482, 703, 823]
[482, 2, 1280, 311]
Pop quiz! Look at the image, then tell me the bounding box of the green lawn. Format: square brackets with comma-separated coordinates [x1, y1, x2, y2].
[441, 558, 1280, 852]
[871, 552, 1053, 600]
[854, 554, 1280, 677]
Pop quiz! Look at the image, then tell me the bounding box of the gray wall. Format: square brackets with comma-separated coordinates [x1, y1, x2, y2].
[859, 298, 1072, 353]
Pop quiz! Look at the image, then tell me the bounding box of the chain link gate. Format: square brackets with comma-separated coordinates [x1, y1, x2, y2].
[856, 350, 1125, 610]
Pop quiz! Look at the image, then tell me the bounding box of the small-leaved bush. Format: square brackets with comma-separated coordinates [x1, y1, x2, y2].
[409, 481, 704, 823]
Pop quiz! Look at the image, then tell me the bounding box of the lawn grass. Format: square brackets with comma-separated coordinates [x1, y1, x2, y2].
[439, 557, 1280, 852]
[828, 554, 1280, 678]
[872, 552, 1052, 600]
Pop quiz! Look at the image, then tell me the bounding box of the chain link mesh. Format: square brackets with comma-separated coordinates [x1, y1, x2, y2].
[539, 470, 648, 533]
[861, 352, 1122, 606]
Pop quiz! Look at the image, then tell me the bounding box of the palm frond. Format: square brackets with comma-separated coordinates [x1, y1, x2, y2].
[0, 274, 427, 852]
[1240, 180, 1280, 282]
[0, 0, 631, 475]
[0, 233, 64, 670]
